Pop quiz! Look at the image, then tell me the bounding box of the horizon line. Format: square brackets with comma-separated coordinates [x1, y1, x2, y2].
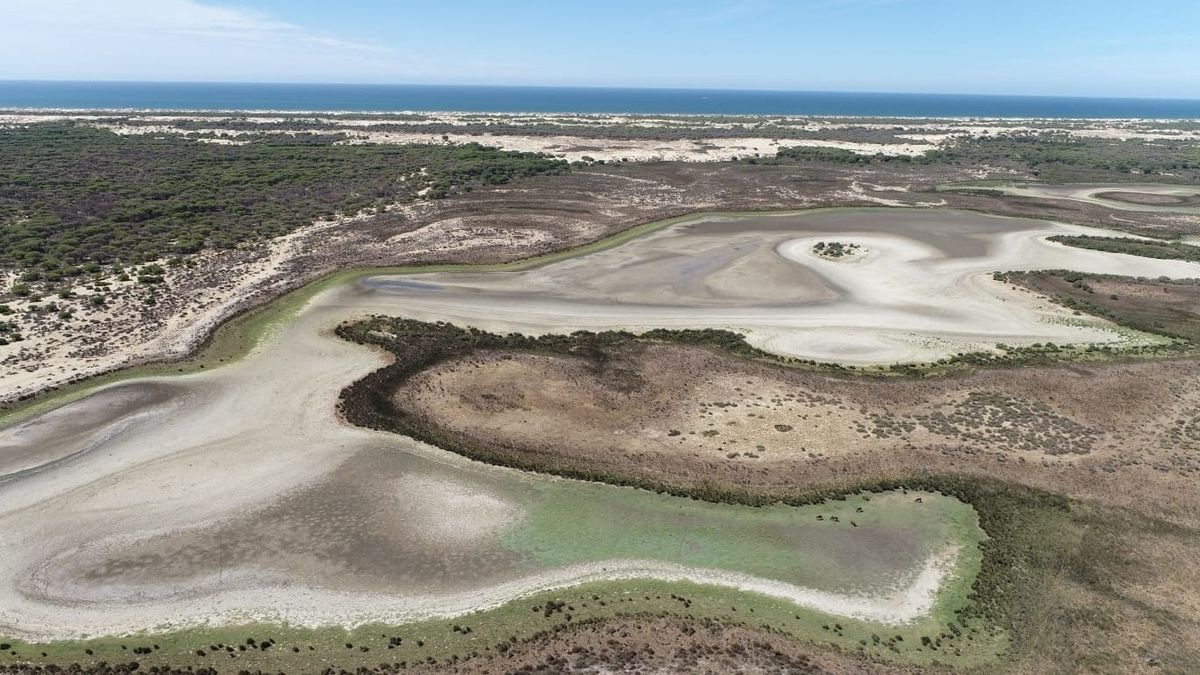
[2, 79, 1198, 104]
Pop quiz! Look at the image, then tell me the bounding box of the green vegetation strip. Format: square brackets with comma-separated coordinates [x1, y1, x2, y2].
[1047, 234, 1200, 261]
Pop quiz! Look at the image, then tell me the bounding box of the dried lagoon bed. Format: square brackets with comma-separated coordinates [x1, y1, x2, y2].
[3, 205, 1200, 670]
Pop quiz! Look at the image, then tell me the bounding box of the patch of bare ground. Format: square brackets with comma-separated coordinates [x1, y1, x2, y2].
[6, 159, 1198, 406]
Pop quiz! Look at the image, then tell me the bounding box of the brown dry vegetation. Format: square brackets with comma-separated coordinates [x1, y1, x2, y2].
[398, 343, 1200, 523]
[1096, 191, 1200, 207]
[396, 617, 920, 675]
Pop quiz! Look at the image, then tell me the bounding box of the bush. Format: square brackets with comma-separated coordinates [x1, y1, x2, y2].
[0, 124, 569, 268]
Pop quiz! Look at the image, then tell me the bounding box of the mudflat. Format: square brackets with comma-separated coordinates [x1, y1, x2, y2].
[1, 206, 1196, 647]
[360, 208, 1200, 364]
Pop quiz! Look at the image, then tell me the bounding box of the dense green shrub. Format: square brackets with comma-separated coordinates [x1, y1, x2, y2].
[1047, 234, 1200, 262]
[0, 123, 568, 268]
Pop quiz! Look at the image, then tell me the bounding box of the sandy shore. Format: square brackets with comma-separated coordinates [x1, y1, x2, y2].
[2, 551, 958, 642]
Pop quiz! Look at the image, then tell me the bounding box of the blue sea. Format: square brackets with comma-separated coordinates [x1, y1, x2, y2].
[1, 81, 1198, 118]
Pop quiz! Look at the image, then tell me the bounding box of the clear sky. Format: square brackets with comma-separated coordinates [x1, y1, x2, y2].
[3, 0, 1198, 99]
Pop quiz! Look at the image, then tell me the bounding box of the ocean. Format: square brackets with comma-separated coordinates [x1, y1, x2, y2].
[0, 81, 1198, 118]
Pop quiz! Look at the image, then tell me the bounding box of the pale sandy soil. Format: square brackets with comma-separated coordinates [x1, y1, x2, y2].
[5, 555, 958, 641]
[0, 199, 596, 405]
[6, 111, 1196, 134]
[0, 213, 354, 403]
[337, 132, 934, 161]
[82, 121, 934, 160]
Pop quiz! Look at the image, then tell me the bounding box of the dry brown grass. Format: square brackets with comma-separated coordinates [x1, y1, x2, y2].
[398, 344, 1200, 523]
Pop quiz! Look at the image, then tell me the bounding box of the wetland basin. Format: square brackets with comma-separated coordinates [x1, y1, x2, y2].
[2, 207, 1197, 642]
[360, 208, 1200, 364]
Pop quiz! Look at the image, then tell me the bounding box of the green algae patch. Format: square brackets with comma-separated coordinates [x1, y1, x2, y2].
[503, 488, 979, 599]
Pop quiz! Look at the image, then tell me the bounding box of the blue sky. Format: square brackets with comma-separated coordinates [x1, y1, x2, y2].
[3, 0, 1198, 98]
